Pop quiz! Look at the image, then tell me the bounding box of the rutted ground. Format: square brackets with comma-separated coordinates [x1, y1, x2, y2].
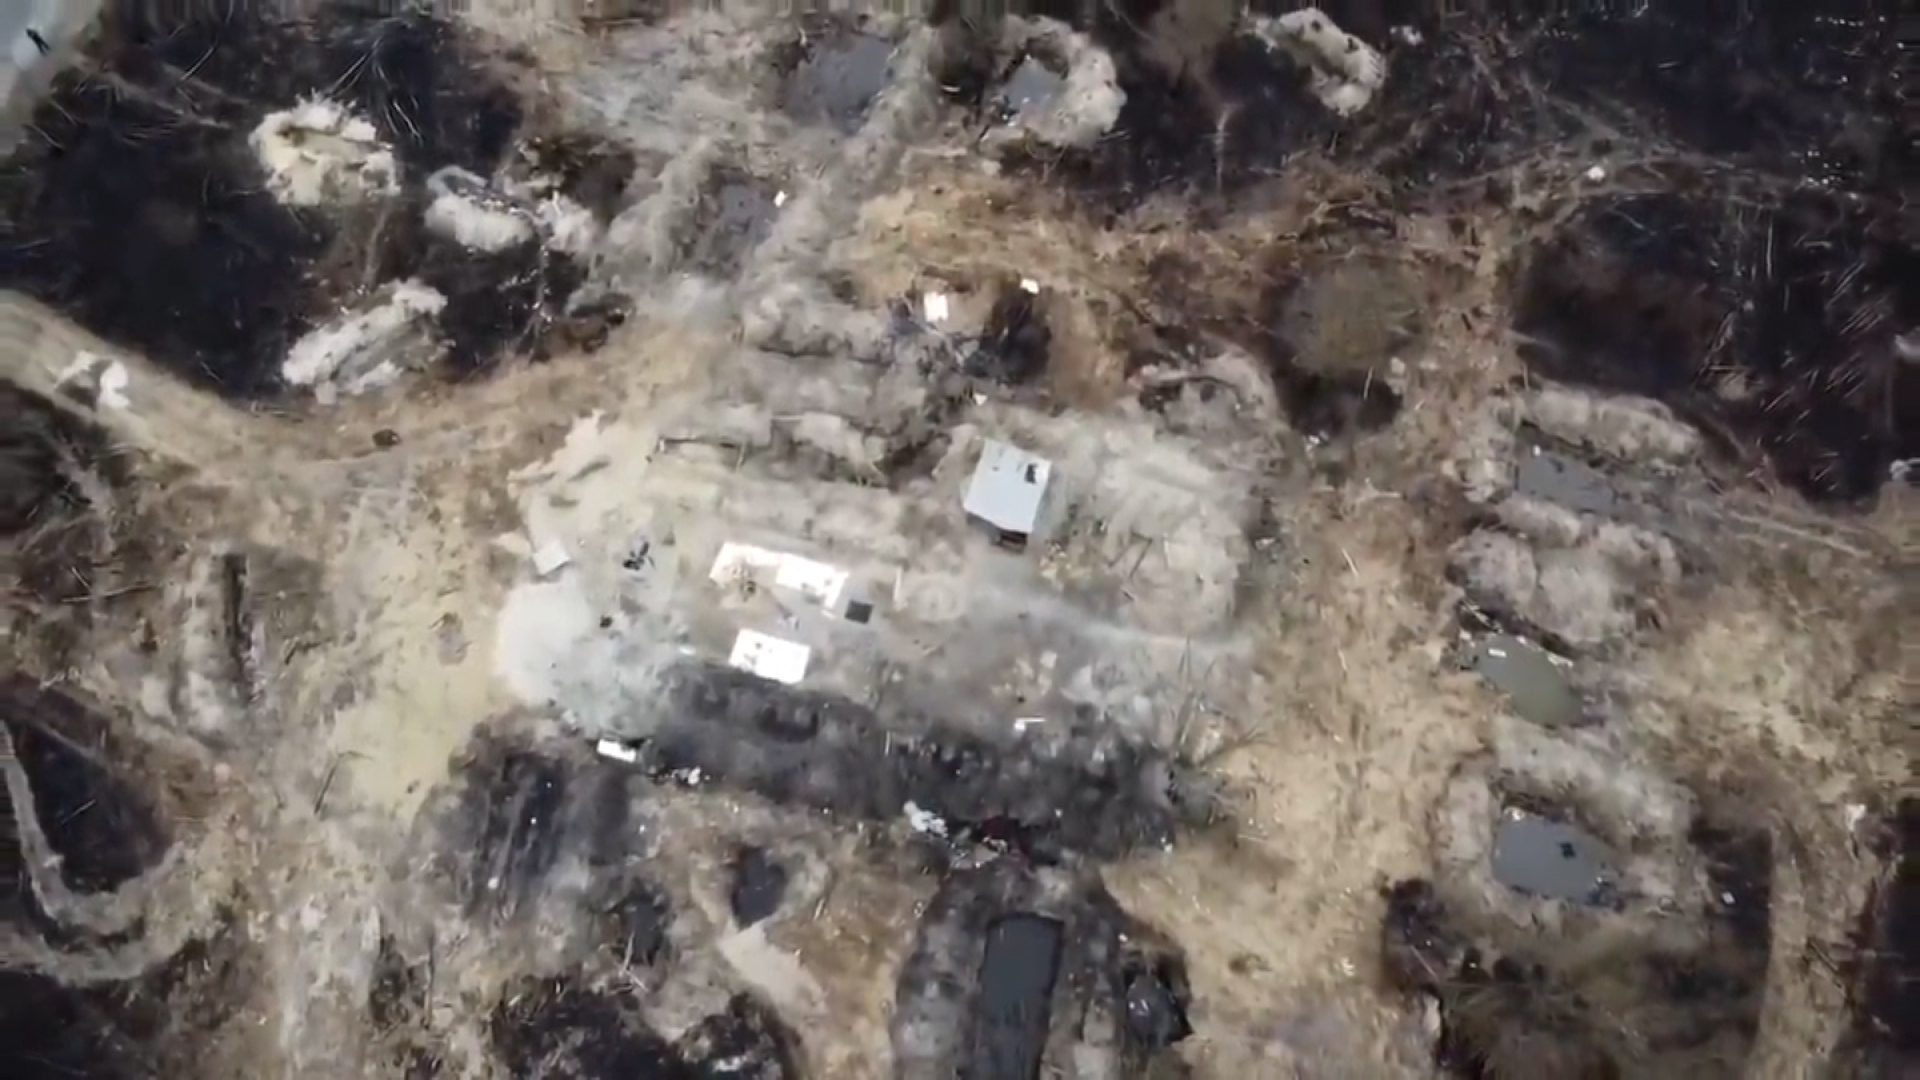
[0, 3, 1911, 1079]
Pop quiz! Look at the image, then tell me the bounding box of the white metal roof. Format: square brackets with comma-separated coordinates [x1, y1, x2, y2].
[963, 439, 1050, 536]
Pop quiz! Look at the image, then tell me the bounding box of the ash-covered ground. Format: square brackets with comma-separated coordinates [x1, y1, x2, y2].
[0, 2, 1913, 1079]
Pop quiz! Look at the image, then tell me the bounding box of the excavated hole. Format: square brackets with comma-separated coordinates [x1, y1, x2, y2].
[894, 860, 1194, 1077]
[1834, 800, 1920, 1075]
[775, 19, 897, 134]
[1384, 798, 1774, 1080]
[679, 163, 779, 278]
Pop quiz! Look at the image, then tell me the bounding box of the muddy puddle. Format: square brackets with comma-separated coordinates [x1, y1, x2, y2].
[995, 55, 1063, 121]
[778, 24, 896, 134]
[1467, 635, 1582, 731]
[683, 166, 779, 277]
[0, 7, 624, 397]
[1490, 812, 1618, 905]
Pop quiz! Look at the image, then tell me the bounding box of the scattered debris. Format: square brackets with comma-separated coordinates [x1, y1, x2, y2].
[963, 439, 1052, 550]
[281, 281, 447, 393]
[249, 98, 400, 208]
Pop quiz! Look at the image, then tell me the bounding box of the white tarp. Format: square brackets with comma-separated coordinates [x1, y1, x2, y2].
[727, 630, 811, 685]
[709, 542, 849, 611]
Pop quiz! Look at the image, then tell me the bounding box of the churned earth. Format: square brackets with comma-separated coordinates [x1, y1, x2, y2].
[0, 2, 1912, 1079]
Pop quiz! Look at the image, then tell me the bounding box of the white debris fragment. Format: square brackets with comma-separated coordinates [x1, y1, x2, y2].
[773, 189, 789, 207]
[425, 167, 537, 252]
[1585, 165, 1608, 182]
[55, 351, 133, 410]
[250, 98, 400, 207]
[280, 280, 446, 391]
[1257, 9, 1389, 117]
[905, 801, 949, 837]
[1390, 25, 1424, 46]
[709, 542, 849, 610]
[1845, 803, 1868, 831]
[595, 739, 639, 763]
[922, 291, 950, 324]
[1013, 716, 1046, 733]
[1019, 278, 1040, 294]
[532, 540, 573, 577]
[96, 361, 130, 410]
[535, 194, 602, 256]
[728, 630, 811, 685]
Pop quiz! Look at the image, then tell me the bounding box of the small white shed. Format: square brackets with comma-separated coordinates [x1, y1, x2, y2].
[963, 439, 1051, 550]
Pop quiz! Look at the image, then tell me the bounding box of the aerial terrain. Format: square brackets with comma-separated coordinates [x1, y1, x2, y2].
[0, 1, 1912, 1078]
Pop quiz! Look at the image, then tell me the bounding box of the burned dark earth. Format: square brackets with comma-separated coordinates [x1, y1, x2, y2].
[0, 1, 1913, 1079]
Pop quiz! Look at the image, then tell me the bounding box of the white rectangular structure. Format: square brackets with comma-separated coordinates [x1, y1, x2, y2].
[727, 630, 811, 685]
[709, 542, 849, 611]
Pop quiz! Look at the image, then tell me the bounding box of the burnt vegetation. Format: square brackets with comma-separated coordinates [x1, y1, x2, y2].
[0, 4, 629, 397]
[941, 0, 1912, 502]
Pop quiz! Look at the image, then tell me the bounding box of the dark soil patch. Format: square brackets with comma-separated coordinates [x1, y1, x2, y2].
[0, 72, 331, 397]
[965, 282, 1052, 386]
[991, 2, 1331, 207]
[727, 845, 789, 928]
[513, 133, 639, 221]
[0, 675, 171, 896]
[490, 978, 800, 1079]
[448, 741, 569, 922]
[491, 977, 681, 1078]
[0, 388, 133, 635]
[642, 662, 1203, 860]
[101, 4, 523, 180]
[600, 879, 672, 968]
[1514, 190, 1917, 506]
